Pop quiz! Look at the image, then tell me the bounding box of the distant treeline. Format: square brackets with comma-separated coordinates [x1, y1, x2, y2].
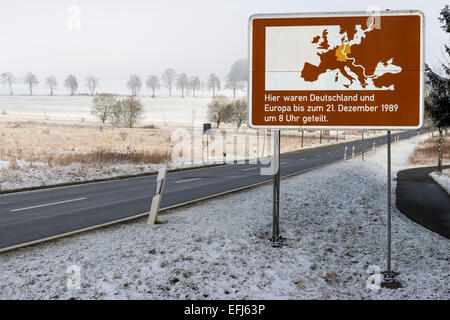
[0, 59, 248, 98]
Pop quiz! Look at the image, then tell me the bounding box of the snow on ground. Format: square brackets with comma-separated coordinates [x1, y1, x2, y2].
[0, 161, 155, 191]
[0, 159, 237, 191]
[0, 96, 211, 123]
[364, 133, 430, 172]
[0, 160, 191, 191]
[0, 133, 448, 300]
[0, 132, 381, 192]
[430, 169, 450, 195]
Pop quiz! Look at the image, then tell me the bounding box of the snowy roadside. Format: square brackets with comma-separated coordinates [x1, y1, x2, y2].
[0, 133, 448, 300]
[0, 125, 386, 191]
[363, 133, 430, 173]
[430, 170, 450, 195]
[0, 160, 189, 191]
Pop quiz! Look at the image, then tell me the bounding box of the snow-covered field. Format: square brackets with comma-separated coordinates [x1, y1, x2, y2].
[0, 133, 448, 300]
[0, 160, 163, 191]
[0, 96, 210, 123]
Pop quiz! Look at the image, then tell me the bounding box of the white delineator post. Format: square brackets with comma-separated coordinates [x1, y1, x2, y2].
[148, 166, 168, 225]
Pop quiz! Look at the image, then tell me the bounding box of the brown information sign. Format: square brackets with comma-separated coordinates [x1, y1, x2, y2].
[248, 11, 424, 129]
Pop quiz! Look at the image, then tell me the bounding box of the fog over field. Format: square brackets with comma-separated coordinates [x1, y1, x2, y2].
[0, 0, 447, 97]
[0, 96, 211, 123]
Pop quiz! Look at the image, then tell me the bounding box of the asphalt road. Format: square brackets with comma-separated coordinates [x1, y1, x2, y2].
[0, 130, 422, 251]
[396, 166, 450, 238]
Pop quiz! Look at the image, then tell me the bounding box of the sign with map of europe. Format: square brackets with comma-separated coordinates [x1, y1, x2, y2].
[248, 11, 424, 129]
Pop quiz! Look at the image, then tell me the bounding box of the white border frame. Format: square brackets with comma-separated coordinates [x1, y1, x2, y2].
[248, 10, 425, 130]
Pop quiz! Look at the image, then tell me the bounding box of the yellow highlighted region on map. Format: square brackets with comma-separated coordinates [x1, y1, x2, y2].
[335, 43, 351, 62]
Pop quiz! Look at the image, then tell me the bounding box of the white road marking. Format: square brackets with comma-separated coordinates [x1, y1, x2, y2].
[10, 197, 87, 212]
[175, 178, 202, 184]
[242, 167, 259, 171]
[243, 162, 286, 171]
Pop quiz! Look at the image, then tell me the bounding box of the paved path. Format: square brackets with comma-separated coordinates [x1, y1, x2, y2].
[396, 166, 450, 238]
[0, 131, 421, 251]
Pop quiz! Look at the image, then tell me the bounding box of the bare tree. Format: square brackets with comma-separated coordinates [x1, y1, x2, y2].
[127, 74, 142, 96]
[176, 73, 189, 98]
[226, 58, 248, 98]
[189, 76, 200, 97]
[109, 101, 124, 127]
[24, 72, 38, 96]
[45, 76, 57, 96]
[199, 81, 206, 97]
[146, 75, 160, 97]
[229, 98, 248, 130]
[1, 72, 15, 95]
[207, 73, 221, 98]
[64, 74, 78, 95]
[225, 80, 241, 99]
[121, 96, 144, 128]
[91, 94, 117, 124]
[86, 75, 99, 96]
[161, 68, 176, 96]
[207, 96, 232, 128]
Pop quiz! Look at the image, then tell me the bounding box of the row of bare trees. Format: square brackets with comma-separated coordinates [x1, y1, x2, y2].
[91, 94, 144, 128]
[140, 60, 248, 98]
[0, 59, 248, 97]
[207, 96, 248, 130]
[0, 73, 99, 96]
[128, 70, 222, 98]
[91, 93, 248, 130]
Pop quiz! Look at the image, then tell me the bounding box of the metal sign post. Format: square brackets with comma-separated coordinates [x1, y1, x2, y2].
[361, 130, 365, 160]
[206, 136, 209, 163]
[270, 130, 283, 246]
[386, 131, 392, 278]
[203, 123, 211, 163]
[147, 166, 168, 225]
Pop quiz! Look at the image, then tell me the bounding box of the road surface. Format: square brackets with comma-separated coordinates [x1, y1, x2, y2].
[0, 130, 421, 252]
[396, 166, 450, 238]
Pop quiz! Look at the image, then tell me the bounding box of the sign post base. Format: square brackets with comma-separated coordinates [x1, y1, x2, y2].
[381, 271, 402, 289]
[269, 235, 286, 248]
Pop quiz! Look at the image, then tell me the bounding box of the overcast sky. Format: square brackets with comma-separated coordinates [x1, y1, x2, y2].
[0, 0, 448, 94]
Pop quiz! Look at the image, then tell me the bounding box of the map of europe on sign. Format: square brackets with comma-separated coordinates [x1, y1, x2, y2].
[265, 21, 402, 91]
[249, 11, 424, 129]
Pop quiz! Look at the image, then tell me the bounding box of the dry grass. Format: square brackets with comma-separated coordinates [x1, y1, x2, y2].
[0, 117, 177, 166]
[51, 148, 171, 166]
[0, 116, 383, 168]
[8, 157, 19, 170]
[409, 135, 450, 165]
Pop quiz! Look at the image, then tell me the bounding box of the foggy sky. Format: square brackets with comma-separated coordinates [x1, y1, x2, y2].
[0, 0, 448, 95]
